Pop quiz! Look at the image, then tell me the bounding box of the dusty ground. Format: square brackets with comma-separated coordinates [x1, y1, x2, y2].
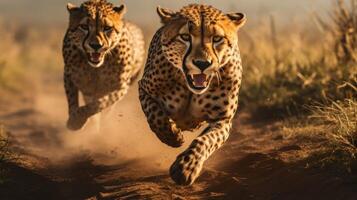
[0, 77, 357, 200]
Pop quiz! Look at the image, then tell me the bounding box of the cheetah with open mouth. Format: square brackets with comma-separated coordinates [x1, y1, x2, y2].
[63, 0, 144, 131]
[139, 4, 246, 185]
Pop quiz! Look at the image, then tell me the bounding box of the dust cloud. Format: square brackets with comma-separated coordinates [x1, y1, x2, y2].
[30, 82, 199, 171]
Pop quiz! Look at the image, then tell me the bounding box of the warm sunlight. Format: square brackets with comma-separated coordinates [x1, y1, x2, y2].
[0, 0, 356, 199]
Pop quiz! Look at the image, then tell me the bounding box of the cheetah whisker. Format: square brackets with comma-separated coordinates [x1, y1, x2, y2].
[108, 49, 114, 57]
[215, 71, 222, 85]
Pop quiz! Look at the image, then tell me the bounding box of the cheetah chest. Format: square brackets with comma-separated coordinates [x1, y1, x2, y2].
[157, 87, 210, 130]
[169, 99, 207, 131]
[158, 82, 237, 131]
[71, 65, 124, 98]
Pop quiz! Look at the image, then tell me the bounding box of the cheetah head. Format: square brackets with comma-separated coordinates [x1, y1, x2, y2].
[157, 4, 246, 94]
[66, 0, 126, 68]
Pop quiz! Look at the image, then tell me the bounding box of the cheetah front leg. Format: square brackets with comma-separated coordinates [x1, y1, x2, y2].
[139, 87, 184, 147]
[64, 72, 88, 131]
[79, 84, 130, 120]
[67, 83, 129, 131]
[170, 119, 231, 185]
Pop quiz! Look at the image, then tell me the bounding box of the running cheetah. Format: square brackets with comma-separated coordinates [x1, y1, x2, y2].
[139, 4, 246, 185]
[63, 0, 144, 131]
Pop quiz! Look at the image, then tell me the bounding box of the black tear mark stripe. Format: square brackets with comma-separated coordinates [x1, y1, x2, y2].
[82, 18, 90, 51]
[182, 37, 192, 75]
[212, 42, 219, 63]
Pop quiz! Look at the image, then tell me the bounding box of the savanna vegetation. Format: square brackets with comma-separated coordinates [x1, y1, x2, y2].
[0, 21, 63, 96]
[239, 0, 356, 171]
[0, 126, 13, 184]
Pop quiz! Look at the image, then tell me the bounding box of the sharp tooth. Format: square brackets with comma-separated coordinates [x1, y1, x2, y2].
[190, 74, 194, 80]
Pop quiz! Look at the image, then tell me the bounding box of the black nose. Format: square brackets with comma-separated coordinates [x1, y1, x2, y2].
[89, 43, 102, 51]
[193, 59, 212, 71]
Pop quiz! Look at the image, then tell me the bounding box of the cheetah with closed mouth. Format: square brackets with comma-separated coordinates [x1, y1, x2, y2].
[63, 0, 144, 131]
[139, 4, 246, 185]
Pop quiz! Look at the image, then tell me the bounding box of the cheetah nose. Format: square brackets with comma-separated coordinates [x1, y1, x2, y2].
[193, 59, 212, 71]
[89, 43, 103, 51]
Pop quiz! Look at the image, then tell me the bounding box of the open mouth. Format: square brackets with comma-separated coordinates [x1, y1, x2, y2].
[186, 73, 211, 91]
[87, 52, 104, 66]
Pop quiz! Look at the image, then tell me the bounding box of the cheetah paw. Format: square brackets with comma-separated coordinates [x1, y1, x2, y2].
[158, 121, 184, 147]
[162, 133, 184, 148]
[169, 152, 203, 185]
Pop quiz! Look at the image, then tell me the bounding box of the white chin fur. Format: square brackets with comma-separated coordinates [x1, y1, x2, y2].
[187, 85, 209, 95]
[88, 60, 104, 68]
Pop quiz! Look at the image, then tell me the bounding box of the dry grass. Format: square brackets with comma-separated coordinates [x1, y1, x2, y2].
[332, 0, 357, 63]
[311, 99, 357, 153]
[278, 99, 357, 172]
[239, 0, 357, 115]
[0, 126, 13, 163]
[0, 126, 13, 184]
[238, 0, 357, 171]
[0, 19, 63, 94]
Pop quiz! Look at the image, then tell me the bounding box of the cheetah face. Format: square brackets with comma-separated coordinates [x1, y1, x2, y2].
[66, 1, 126, 68]
[157, 5, 246, 94]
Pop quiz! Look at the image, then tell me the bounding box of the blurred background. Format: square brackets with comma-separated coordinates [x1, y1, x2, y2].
[0, 0, 338, 95]
[0, 0, 330, 25]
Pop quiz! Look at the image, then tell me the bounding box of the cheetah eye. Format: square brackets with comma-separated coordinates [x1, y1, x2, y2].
[79, 24, 89, 31]
[179, 34, 191, 42]
[104, 26, 113, 32]
[213, 36, 224, 43]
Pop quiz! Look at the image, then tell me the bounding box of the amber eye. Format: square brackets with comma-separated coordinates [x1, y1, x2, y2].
[213, 36, 224, 43]
[104, 26, 113, 32]
[79, 24, 89, 31]
[180, 34, 191, 42]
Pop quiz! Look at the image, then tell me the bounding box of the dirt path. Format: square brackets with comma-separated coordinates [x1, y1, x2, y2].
[1, 79, 357, 200]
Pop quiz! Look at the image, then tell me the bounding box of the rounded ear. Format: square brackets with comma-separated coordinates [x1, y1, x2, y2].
[67, 3, 79, 13]
[157, 6, 177, 24]
[114, 4, 126, 17]
[227, 13, 246, 28]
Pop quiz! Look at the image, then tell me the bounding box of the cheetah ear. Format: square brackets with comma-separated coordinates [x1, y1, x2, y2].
[67, 3, 79, 13]
[114, 4, 126, 17]
[227, 13, 246, 28]
[157, 6, 177, 24]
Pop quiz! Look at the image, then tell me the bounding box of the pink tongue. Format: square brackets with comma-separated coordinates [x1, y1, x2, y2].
[193, 74, 207, 87]
[91, 53, 101, 62]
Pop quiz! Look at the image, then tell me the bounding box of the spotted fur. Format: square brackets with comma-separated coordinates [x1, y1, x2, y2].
[139, 4, 246, 185]
[63, 0, 144, 131]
